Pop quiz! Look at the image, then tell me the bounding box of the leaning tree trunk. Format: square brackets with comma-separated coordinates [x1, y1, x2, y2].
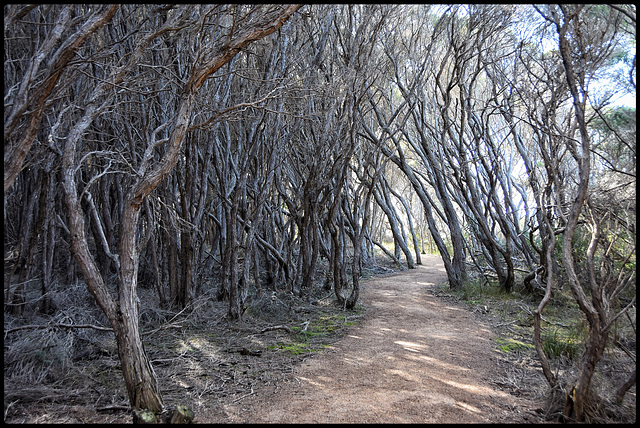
[117, 197, 165, 411]
[373, 183, 415, 269]
[4, 5, 119, 196]
[346, 177, 377, 310]
[367, 103, 465, 288]
[113, 314, 164, 412]
[299, 190, 321, 297]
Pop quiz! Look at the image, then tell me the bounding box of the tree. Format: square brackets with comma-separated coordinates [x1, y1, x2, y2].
[4, 4, 635, 421]
[4, 5, 119, 196]
[6, 4, 303, 413]
[531, 4, 635, 421]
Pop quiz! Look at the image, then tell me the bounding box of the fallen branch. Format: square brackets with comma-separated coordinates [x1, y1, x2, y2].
[141, 323, 186, 337]
[4, 323, 113, 335]
[96, 405, 130, 412]
[492, 320, 517, 328]
[260, 325, 293, 334]
[4, 318, 186, 337]
[231, 388, 255, 403]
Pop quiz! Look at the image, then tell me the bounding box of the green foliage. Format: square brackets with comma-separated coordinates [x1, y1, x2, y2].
[268, 342, 327, 355]
[269, 312, 359, 356]
[596, 106, 636, 129]
[495, 337, 534, 353]
[293, 314, 356, 338]
[590, 106, 636, 168]
[448, 276, 518, 303]
[542, 323, 586, 360]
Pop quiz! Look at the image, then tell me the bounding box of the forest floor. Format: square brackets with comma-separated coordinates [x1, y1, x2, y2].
[206, 254, 548, 423]
[6, 254, 633, 423]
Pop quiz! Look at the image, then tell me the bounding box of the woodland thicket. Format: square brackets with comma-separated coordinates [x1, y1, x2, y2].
[4, 4, 635, 422]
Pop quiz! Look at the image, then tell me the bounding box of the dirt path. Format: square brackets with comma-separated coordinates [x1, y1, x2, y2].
[215, 255, 541, 423]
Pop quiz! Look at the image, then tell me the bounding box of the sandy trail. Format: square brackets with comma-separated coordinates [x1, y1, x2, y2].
[217, 255, 538, 423]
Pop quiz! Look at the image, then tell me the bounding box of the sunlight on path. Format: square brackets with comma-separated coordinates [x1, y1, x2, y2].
[223, 256, 535, 423]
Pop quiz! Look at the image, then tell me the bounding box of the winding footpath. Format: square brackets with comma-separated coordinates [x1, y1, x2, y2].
[214, 255, 541, 423]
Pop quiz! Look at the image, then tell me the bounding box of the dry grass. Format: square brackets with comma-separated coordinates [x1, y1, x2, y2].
[3, 263, 375, 424]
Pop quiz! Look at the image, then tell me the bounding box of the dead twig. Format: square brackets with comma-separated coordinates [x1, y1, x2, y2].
[4, 323, 113, 335]
[141, 323, 186, 337]
[96, 405, 130, 412]
[260, 325, 293, 334]
[231, 388, 255, 403]
[4, 317, 186, 337]
[492, 320, 518, 328]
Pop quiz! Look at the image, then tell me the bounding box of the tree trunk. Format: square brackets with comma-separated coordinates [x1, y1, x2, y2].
[380, 143, 463, 287]
[170, 405, 195, 424]
[167, 227, 179, 308]
[117, 195, 164, 412]
[146, 235, 167, 312]
[12, 169, 46, 315]
[40, 156, 57, 314]
[615, 369, 636, 404]
[299, 192, 320, 296]
[552, 7, 597, 421]
[329, 217, 346, 305]
[373, 184, 415, 269]
[566, 324, 607, 422]
[365, 100, 465, 288]
[113, 311, 164, 413]
[388, 185, 422, 266]
[179, 230, 194, 309]
[225, 212, 242, 320]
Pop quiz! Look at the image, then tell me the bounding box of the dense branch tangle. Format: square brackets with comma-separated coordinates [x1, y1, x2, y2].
[4, 4, 635, 422]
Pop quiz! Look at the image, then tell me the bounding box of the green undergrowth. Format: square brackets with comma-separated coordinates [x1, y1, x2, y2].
[495, 337, 534, 353]
[433, 272, 635, 422]
[267, 342, 328, 355]
[541, 324, 587, 360]
[267, 311, 362, 356]
[433, 276, 586, 361]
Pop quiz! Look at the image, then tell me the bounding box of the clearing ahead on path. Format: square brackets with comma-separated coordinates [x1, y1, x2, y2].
[217, 255, 542, 423]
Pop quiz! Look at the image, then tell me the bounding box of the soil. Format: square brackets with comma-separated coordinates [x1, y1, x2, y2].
[4, 255, 552, 424]
[202, 255, 546, 423]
